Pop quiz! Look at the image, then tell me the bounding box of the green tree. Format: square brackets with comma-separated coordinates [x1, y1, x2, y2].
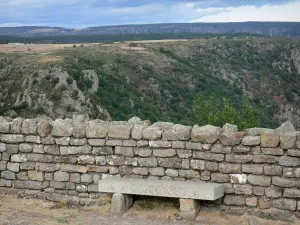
[192, 94, 263, 130]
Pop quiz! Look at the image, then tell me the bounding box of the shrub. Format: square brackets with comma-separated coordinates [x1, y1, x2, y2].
[192, 94, 263, 130]
[128, 42, 138, 47]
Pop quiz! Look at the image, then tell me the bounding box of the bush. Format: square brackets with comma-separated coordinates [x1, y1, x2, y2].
[192, 94, 263, 130]
[128, 42, 138, 47]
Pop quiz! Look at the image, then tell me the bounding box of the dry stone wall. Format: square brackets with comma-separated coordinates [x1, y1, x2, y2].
[0, 115, 300, 215]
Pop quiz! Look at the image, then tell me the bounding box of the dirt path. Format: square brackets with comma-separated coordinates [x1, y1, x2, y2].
[0, 193, 298, 225]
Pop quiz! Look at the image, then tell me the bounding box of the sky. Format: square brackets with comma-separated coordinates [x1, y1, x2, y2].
[0, 0, 300, 28]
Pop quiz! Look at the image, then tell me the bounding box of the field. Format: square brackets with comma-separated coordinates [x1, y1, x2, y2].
[0, 39, 187, 53]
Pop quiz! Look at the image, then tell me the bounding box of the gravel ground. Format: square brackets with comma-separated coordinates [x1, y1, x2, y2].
[0, 193, 298, 225]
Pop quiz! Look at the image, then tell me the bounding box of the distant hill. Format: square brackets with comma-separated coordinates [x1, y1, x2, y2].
[1, 22, 300, 37]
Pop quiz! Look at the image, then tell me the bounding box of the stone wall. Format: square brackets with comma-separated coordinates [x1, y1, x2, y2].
[0, 115, 300, 216]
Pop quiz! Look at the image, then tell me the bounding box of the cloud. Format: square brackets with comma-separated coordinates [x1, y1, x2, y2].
[191, 1, 300, 22]
[0, 0, 299, 28]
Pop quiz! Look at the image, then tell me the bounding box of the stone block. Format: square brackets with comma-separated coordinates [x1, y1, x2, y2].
[106, 139, 122, 146]
[246, 197, 257, 207]
[6, 144, 18, 154]
[179, 199, 200, 219]
[70, 173, 81, 183]
[87, 166, 108, 173]
[163, 124, 192, 141]
[28, 170, 44, 181]
[205, 161, 219, 171]
[283, 168, 300, 178]
[149, 140, 171, 148]
[54, 171, 69, 182]
[273, 198, 297, 210]
[234, 184, 252, 195]
[32, 144, 44, 153]
[149, 167, 165, 176]
[0, 143, 6, 152]
[248, 175, 271, 187]
[7, 162, 19, 172]
[20, 162, 34, 170]
[200, 170, 210, 181]
[10, 117, 23, 133]
[179, 170, 199, 179]
[264, 166, 282, 176]
[0, 134, 24, 143]
[132, 124, 147, 140]
[99, 178, 224, 200]
[287, 149, 300, 157]
[158, 158, 182, 169]
[233, 145, 250, 153]
[133, 167, 148, 175]
[193, 152, 224, 162]
[272, 177, 295, 188]
[191, 125, 221, 143]
[280, 133, 296, 149]
[133, 148, 151, 157]
[95, 156, 106, 165]
[242, 136, 260, 146]
[172, 141, 186, 149]
[219, 132, 243, 146]
[283, 188, 300, 198]
[190, 160, 205, 170]
[279, 156, 300, 167]
[111, 193, 133, 216]
[265, 187, 282, 198]
[123, 140, 137, 147]
[230, 174, 247, 184]
[153, 149, 176, 157]
[142, 127, 162, 140]
[77, 155, 95, 164]
[136, 141, 148, 148]
[225, 154, 253, 163]
[92, 146, 113, 155]
[186, 142, 202, 150]
[261, 133, 280, 147]
[19, 143, 32, 153]
[211, 173, 229, 183]
[25, 135, 40, 144]
[177, 150, 192, 159]
[55, 137, 70, 145]
[52, 119, 73, 137]
[115, 146, 134, 157]
[37, 120, 52, 137]
[261, 148, 284, 156]
[86, 120, 108, 138]
[81, 174, 93, 183]
[1, 170, 16, 180]
[0, 121, 10, 133]
[0, 161, 7, 170]
[106, 155, 126, 166]
[12, 180, 42, 190]
[253, 155, 278, 163]
[11, 154, 27, 162]
[88, 139, 105, 146]
[108, 124, 131, 139]
[223, 195, 245, 206]
[242, 164, 263, 174]
[21, 119, 38, 134]
[70, 138, 86, 146]
[258, 196, 272, 209]
[253, 186, 265, 196]
[219, 163, 240, 173]
[212, 144, 232, 153]
[119, 166, 133, 175]
[44, 145, 59, 155]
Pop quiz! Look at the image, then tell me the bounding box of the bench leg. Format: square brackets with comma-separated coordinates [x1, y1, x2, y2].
[111, 193, 133, 216]
[179, 199, 200, 220]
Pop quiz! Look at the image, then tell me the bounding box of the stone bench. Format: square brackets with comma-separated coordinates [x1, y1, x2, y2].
[98, 178, 224, 219]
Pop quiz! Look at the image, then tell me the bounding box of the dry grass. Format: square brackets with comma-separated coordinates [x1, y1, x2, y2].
[127, 196, 179, 220]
